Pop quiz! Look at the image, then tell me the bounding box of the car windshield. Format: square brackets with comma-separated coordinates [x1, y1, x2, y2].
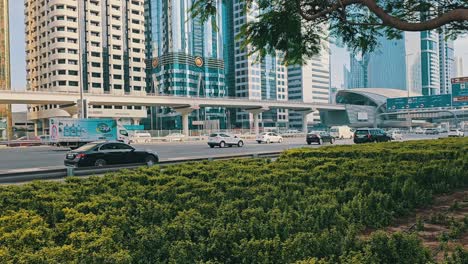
[355, 130, 368, 135]
[75, 143, 100, 152]
[330, 128, 338, 132]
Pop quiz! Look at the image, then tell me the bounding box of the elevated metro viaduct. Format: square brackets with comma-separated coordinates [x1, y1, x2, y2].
[0, 90, 345, 136]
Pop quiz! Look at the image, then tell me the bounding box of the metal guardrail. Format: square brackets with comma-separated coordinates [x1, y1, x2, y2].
[0, 152, 282, 184]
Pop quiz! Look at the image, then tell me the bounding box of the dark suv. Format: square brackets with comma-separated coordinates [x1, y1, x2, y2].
[353, 128, 392, 144]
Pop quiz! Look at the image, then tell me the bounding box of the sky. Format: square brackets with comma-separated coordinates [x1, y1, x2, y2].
[8, 1, 468, 91]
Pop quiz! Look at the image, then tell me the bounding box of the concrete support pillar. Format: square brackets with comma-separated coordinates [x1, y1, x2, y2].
[182, 113, 189, 137]
[33, 120, 38, 136]
[302, 113, 309, 133]
[253, 112, 260, 136]
[245, 107, 269, 136]
[173, 105, 198, 137]
[298, 109, 314, 133]
[6, 104, 13, 141]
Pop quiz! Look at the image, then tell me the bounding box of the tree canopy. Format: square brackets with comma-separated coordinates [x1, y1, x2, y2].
[191, 0, 468, 64]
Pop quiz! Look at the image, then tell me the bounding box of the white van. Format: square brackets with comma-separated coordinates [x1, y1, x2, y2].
[330, 126, 353, 139]
[129, 132, 152, 144]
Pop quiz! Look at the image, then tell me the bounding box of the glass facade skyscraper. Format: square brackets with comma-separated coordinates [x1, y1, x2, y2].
[421, 30, 441, 95]
[344, 53, 368, 89]
[146, 0, 227, 130]
[231, 1, 288, 129]
[364, 32, 422, 95]
[438, 28, 455, 94]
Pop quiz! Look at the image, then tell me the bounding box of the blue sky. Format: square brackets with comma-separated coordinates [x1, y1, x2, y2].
[8, 1, 468, 90]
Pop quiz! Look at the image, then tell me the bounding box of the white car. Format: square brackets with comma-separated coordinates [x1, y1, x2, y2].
[388, 130, 403, 140]
[164, 133, 185, 142]
[129, 132, 152, 143]
[448, 129, 464, 137]
[208, 133, 244, 148]
[256, 132, 283, 144]
[413, 127, 425, 134]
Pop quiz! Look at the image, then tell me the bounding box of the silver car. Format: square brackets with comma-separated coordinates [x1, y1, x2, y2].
[208, 133, 244, 148]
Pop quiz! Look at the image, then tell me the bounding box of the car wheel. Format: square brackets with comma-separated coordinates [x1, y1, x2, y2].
[209, 145, 215, 148]
[219, 141, 226, 148]
[266, 139, 271, 144]
[279, 138, 283, 143]
[330, 138, 334, 144]
[307, 141, 311, 145]
[238, 141, 244, 147]
[257, 141, 262, 144]
[318, 139, 323, 145]
[145, 155, 157, 166]
[95, 159, 106, 167]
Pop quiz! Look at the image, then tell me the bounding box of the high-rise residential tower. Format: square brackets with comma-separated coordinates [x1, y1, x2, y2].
[288, 48, 330, 130]
[146, 0, 227, 130]
[231, 0, 288, 129]
[0, 0, 11, 139]
[25, 0, 147, 126]
[420, 30, 441, 95]
[438, 29, 454, 94]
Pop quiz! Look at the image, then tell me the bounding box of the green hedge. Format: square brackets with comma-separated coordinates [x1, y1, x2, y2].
[0, 138, 467, 263]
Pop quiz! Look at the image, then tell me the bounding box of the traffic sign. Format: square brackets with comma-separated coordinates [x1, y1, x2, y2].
[451, 77, 468, 107]
[386, 94, 452, 111]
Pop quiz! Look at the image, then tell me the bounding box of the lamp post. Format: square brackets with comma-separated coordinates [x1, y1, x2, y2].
[405, 52, 415, 131]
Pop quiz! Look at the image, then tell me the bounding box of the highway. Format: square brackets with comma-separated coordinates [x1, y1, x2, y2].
[0, 134, 443, 173]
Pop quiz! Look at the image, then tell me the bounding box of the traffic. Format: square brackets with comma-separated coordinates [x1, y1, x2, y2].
[0, 122, 465, 173]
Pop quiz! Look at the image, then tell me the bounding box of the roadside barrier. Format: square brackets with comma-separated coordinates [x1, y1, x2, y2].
[0, 152, 282, 184]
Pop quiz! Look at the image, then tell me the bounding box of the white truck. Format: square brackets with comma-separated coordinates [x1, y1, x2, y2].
[49, 118, 130, 149]
[330, 126, 354, 139]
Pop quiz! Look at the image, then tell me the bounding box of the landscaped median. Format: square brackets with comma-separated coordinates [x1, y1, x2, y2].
[0, 138, 467, 263]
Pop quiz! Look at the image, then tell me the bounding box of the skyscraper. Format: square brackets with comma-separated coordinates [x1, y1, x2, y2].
[421, 30, 441, 95]
[0, 0, 11, 139]
[25, 0, 147, 125]
[438, 29, 454, 94]
[231, 1, 288, 129]
[454, 56, 464, 77]
[344, 32, 433, 95]
[146, 0, 227, 130]
[288, 48, 330, 130]
[344, 53, 368, 89]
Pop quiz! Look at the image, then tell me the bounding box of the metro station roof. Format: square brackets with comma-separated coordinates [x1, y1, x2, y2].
[336, 88, 422, 107]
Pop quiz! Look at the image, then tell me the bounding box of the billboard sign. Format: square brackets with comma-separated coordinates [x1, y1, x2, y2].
[451, 77, 468, 107]
[50, 118, 117, 142]
[386, 94, 452, 111]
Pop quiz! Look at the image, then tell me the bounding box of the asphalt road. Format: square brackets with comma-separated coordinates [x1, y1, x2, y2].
[0, 134, 443, 173]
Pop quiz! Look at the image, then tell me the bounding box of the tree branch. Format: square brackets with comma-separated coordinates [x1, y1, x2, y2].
[358, 0, 468, 31]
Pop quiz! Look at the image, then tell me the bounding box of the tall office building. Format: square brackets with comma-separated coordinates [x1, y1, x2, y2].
[344, 53, 368, 89]
[25, 0, 147, 125]
[146, 0, 227, 130]
[345, 32, 425, 95]
[454, 56, 464, 77]
[288, 48, 330, 130]
[421, 30, 441, 95]
[0, 0, 11, 139]
[366, 32, 422, 94]
[232, 1, 288, 129]
[438, 29, 454, 94]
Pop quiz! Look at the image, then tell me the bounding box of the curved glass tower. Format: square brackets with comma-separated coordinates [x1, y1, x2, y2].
[146, 0, 227, 130]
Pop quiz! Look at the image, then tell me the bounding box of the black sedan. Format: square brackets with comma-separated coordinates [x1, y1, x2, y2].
[306, 131, 335, 145]
[64, 141, 159, 167]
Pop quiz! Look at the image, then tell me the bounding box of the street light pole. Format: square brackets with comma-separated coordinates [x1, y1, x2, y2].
[405, 52, 414, 132]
